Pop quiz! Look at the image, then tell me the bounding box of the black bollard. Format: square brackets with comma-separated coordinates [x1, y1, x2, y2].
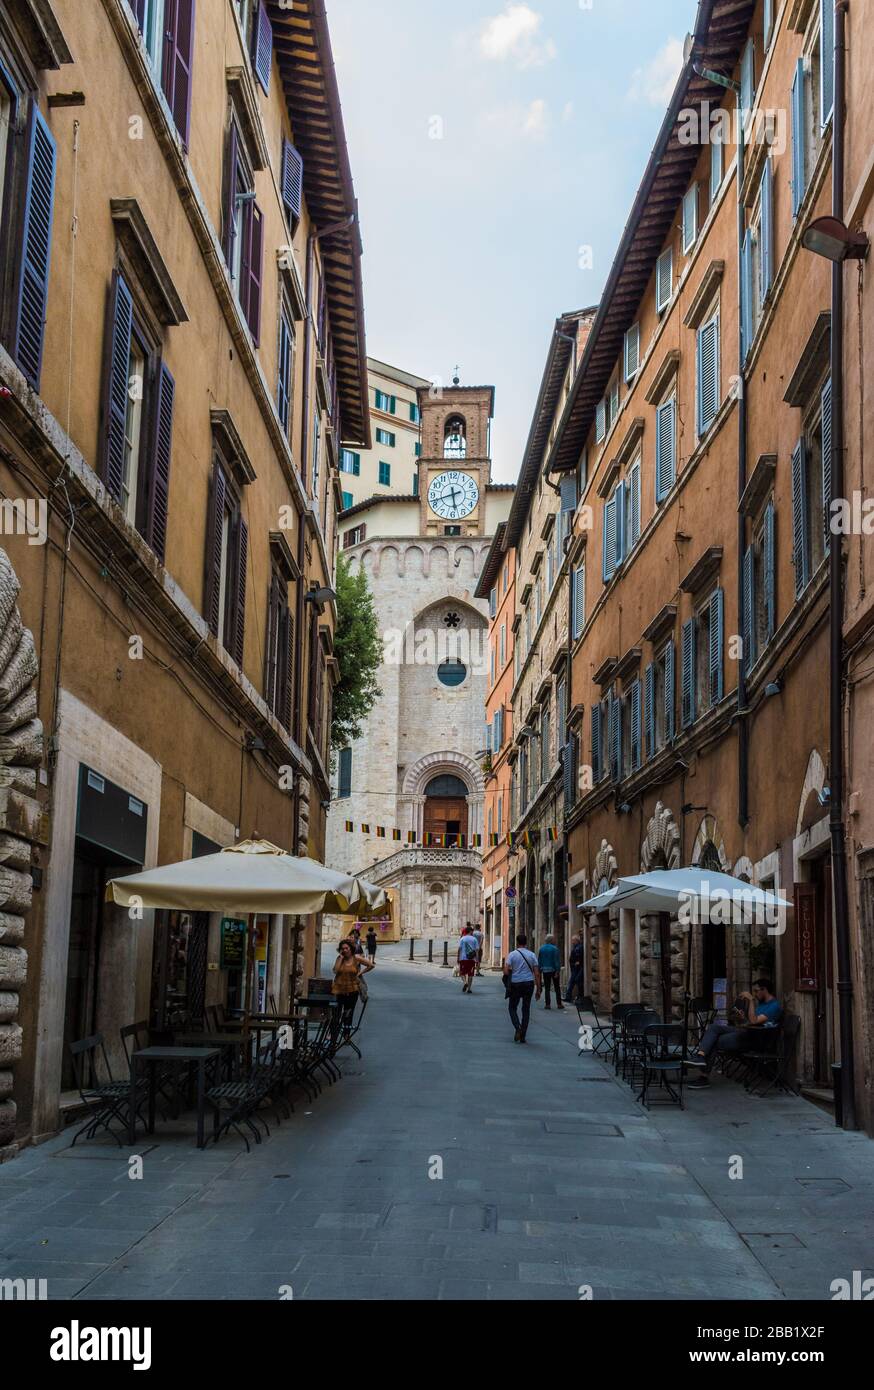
[428, 938, 434, 963]
[441, 940, 450, 968]
[409, 937, 415, 961]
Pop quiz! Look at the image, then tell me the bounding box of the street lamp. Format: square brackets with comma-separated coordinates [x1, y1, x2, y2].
[802, 215, 869, 263]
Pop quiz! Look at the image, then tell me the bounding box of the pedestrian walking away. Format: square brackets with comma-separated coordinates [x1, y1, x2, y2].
[331, 937, 375, 1034]
[502, 934, 541, 1042]
[473, 921, 484, 975]
[457, 926, 479, 992]
[564, 931, 584, 1003]
[537, 935, 564, 1009]
[365, 926, 377, 961]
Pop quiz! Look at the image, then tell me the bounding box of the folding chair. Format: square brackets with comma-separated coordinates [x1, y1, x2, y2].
[575, 995, 613, 1058]
[69, 1034, 148, 1147]
[638, 1023, 686, 1110]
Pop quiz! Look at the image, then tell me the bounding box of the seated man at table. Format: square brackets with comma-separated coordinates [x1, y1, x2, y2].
[686, 979, 782, 1088]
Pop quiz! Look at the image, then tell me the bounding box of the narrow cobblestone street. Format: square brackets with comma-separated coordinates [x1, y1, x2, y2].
[2, 954, 873, 1302]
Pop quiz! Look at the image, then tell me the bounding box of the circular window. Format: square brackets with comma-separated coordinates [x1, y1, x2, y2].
[437, 660, 467, 688]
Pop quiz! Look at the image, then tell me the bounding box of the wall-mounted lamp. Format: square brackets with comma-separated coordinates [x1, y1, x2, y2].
[802, 216, 870, 264]
[764, 678, 784, 698]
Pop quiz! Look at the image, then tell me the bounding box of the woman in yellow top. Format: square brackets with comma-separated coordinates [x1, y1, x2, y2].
[332, 937, 375, 1032]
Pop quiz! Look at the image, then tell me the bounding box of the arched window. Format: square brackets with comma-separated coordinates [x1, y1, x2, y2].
[443, 415, 467, 459]
[425, 775, 468, 798]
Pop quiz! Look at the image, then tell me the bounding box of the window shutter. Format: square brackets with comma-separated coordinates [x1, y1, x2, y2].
[760, 160, 773, 303]
[614, 480, 626, 566]
[740, 38, 754, 113]
[644, 662, 655, 760]
[146, 362, 175, 563]
[681, 618, 696, 728]
[609, 379, 619, 424]
[13, 103, 57, 391]
[591, 704, 602, 783]
[741, 230, 753, 360]
[682, 184, 697, 252]
[665, 640, 676, 743]
[630, 679, 642, 772]
[281, 139, 304, 223]
[222, 122, 239, 264]
[596, 398, 607, 443]
[602, 494, 616, 582]
[563, 739, 575, 808]
[697, 317, 719, 436]
[560, 474, 577, 514]
[821, 378, 833, 553]
[101, 270, 134, 504]
[573, 564, 585, 638]
[709, 588, 724, 705]
[163, 0, 196, 146]
[251, 0, 273, 94]
[764, 0, 773, 47]
[608, 691, 621, 782]
[656, 248, 673, 312]
[656, 398, 676, 502]
[232, 515, 248, 669]
[791, 439, 810, 596]
[764, 501, 776, 642]
[628, 462, 641, 548]
[820, 0, 834, 127]
[624, 323, 640, 381]
[710, 133, 723, 202]
[243, 202, 264, 344]
[791, 60, 807, 217]
[743, 546, 755, 673]
[204, 464, 227, 637]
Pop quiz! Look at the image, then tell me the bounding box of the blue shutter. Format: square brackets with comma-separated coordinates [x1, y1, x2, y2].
[609, 691, 621, 782]
[644, 663, 655, 760]
[563, 739, 575, 808]
[630, 680, 642, 772]
[656, 248, 673, 311]
[614, 480, 626, 567]
[628, 463, 641, 548]
[760, 160, 773, 303]
[697, 317, 719, 436]
[791, 439, 810, 595]
[281, 140, 304, 223]
[147, 362, 175, 564]
[591, 704, 602, 783]
[681, 618, 696, 728]
[13, 103, 57, 391]
[791, 60, 807, 217]
[821, 0, 834, 127]
[560, 474, 577, 514]
[743, 546, 756, 673]
[710, 133, 723, 202]
[665, 640, 676, 742]
[683, 184, 698, 252]
[741, 230, 754, 361]
[656, 398, 676, 502]
[251, 0, 273, 93]
[764, 500, 776, 642]
[596, 398, 607, 442]
[821, 378, 833, 553]
[102, 270, 134, 504]
[602, 494, 616, 581]
[624, 324, 640, 381]
[709, 588, 724, 705]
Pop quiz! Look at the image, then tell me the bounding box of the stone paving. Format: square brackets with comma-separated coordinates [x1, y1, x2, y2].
[1, 951, 873, 1301]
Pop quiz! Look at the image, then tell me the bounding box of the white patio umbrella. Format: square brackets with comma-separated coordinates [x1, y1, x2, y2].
[105, 838, 387, 916]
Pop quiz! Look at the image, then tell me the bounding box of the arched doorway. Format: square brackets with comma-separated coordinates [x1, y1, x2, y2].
[423, 774, 468, 844]
[699, 840, 726, 1001]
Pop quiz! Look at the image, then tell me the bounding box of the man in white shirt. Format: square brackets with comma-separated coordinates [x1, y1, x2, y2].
[502, 934, 542, 1043]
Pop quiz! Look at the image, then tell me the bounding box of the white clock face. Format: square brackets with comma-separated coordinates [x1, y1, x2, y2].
[427, 471, 480, 520]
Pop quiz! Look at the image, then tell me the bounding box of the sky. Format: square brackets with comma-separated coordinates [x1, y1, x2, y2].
[328, 0, 697, 482]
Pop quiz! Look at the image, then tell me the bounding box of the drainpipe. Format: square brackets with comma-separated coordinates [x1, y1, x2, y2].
[735, 91, 750, 831]
[829, 0, 856, 1130]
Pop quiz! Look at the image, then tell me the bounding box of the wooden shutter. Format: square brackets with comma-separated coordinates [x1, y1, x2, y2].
[644, 663, 655, 760]
[697, 317, 719, 436]
[820, 0, 834, 127]
[764, 500, 776, 641]
[791, 439, 810, 595]
[759, 160, 773, 303]
[231, 515, 248, 669]
[630, 680, 642, 772]
[573, 564, 585, 638]
[743, 546, 755, 673]
[264, 579, 279, 711]
[591, 704, 602, 783]
[146, 362, 174, 563]
[242, 202, 264, 344]
[563, 739, 575, 808]
[222, 122, 239, 265]
[613, 480, 626, 566]
[656, 248, 672, 311]
[664, 640, 676, 743]
[624, 324, 640, 381]
[628, 462, 641, 548]
[656, 398, 675, 501]
[602, 493, 616, 581]
[163, 0, 196, 147]
[710, 133, 723, 202]
[204, 463, 227, 637]
[791, 60, 806, 216]
[609, 690, 622, 781]
[281, 139, 304, 223]
[251, 0, 273, 94]
[741, 230, 753, 361]
[681, 618, 696, 728]
[740, 38, 754, 113]
[683, 184, 697, 251]
[595, 398, 606, 443]
[709, 588, 724, 705]
[13, 102, 57, 391]
[101, 270, 134, 503]
[277, 307, 292, 432]
[280, 610, 294, 731]
[821, 379, 833, 553]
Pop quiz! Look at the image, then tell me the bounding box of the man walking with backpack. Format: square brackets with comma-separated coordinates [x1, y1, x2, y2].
[502, 934, 541, 1043]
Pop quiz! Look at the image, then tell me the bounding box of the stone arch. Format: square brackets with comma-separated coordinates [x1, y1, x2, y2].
[0, 547, 43, 1160]
[592, 838, 618, 893]
[428, 546, 450, 579]
[378, 545, 400, 578]
[733, 854, 754, 882]
[402, 750, 484, 798]
[796, 748, 827, 836]
[640, 800, 681, 871]
[454, 545, 475, 578]
[403, 545, 424, 576]
[691, 814, 729, 871]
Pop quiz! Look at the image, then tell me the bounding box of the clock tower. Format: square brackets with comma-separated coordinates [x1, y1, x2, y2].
[416, 380, 495, 538]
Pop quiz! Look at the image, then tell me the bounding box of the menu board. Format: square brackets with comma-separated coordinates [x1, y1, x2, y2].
[220, 918, 247, 971]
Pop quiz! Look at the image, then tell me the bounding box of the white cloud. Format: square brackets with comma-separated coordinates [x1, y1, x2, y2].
[627, 37, 685, 107]
[478, 4, 557, 70]
[482, 98, 550, 142]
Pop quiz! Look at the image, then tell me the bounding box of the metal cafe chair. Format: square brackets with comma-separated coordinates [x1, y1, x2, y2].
[69, 1034, 148, 1147]
[740, 1015, 801, 1097]
[574, 996, 613, 1058]
[637, 1023, 686, 1111]
[621, 1008, 661, 1085]
[611, 1003, 643, 1074]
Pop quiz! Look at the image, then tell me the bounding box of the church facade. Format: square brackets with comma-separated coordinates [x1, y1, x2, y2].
[325, 383, 513, 941]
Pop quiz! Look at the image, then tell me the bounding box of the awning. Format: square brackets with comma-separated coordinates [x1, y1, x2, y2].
[578, 869, 791, 924]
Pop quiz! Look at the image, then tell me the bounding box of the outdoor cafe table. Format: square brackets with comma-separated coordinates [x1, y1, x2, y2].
[129, 1046, 220, 1149]
[175, 1033, 245, 1078]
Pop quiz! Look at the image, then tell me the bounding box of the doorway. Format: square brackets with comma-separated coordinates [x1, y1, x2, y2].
[423, 774, 468, 845]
